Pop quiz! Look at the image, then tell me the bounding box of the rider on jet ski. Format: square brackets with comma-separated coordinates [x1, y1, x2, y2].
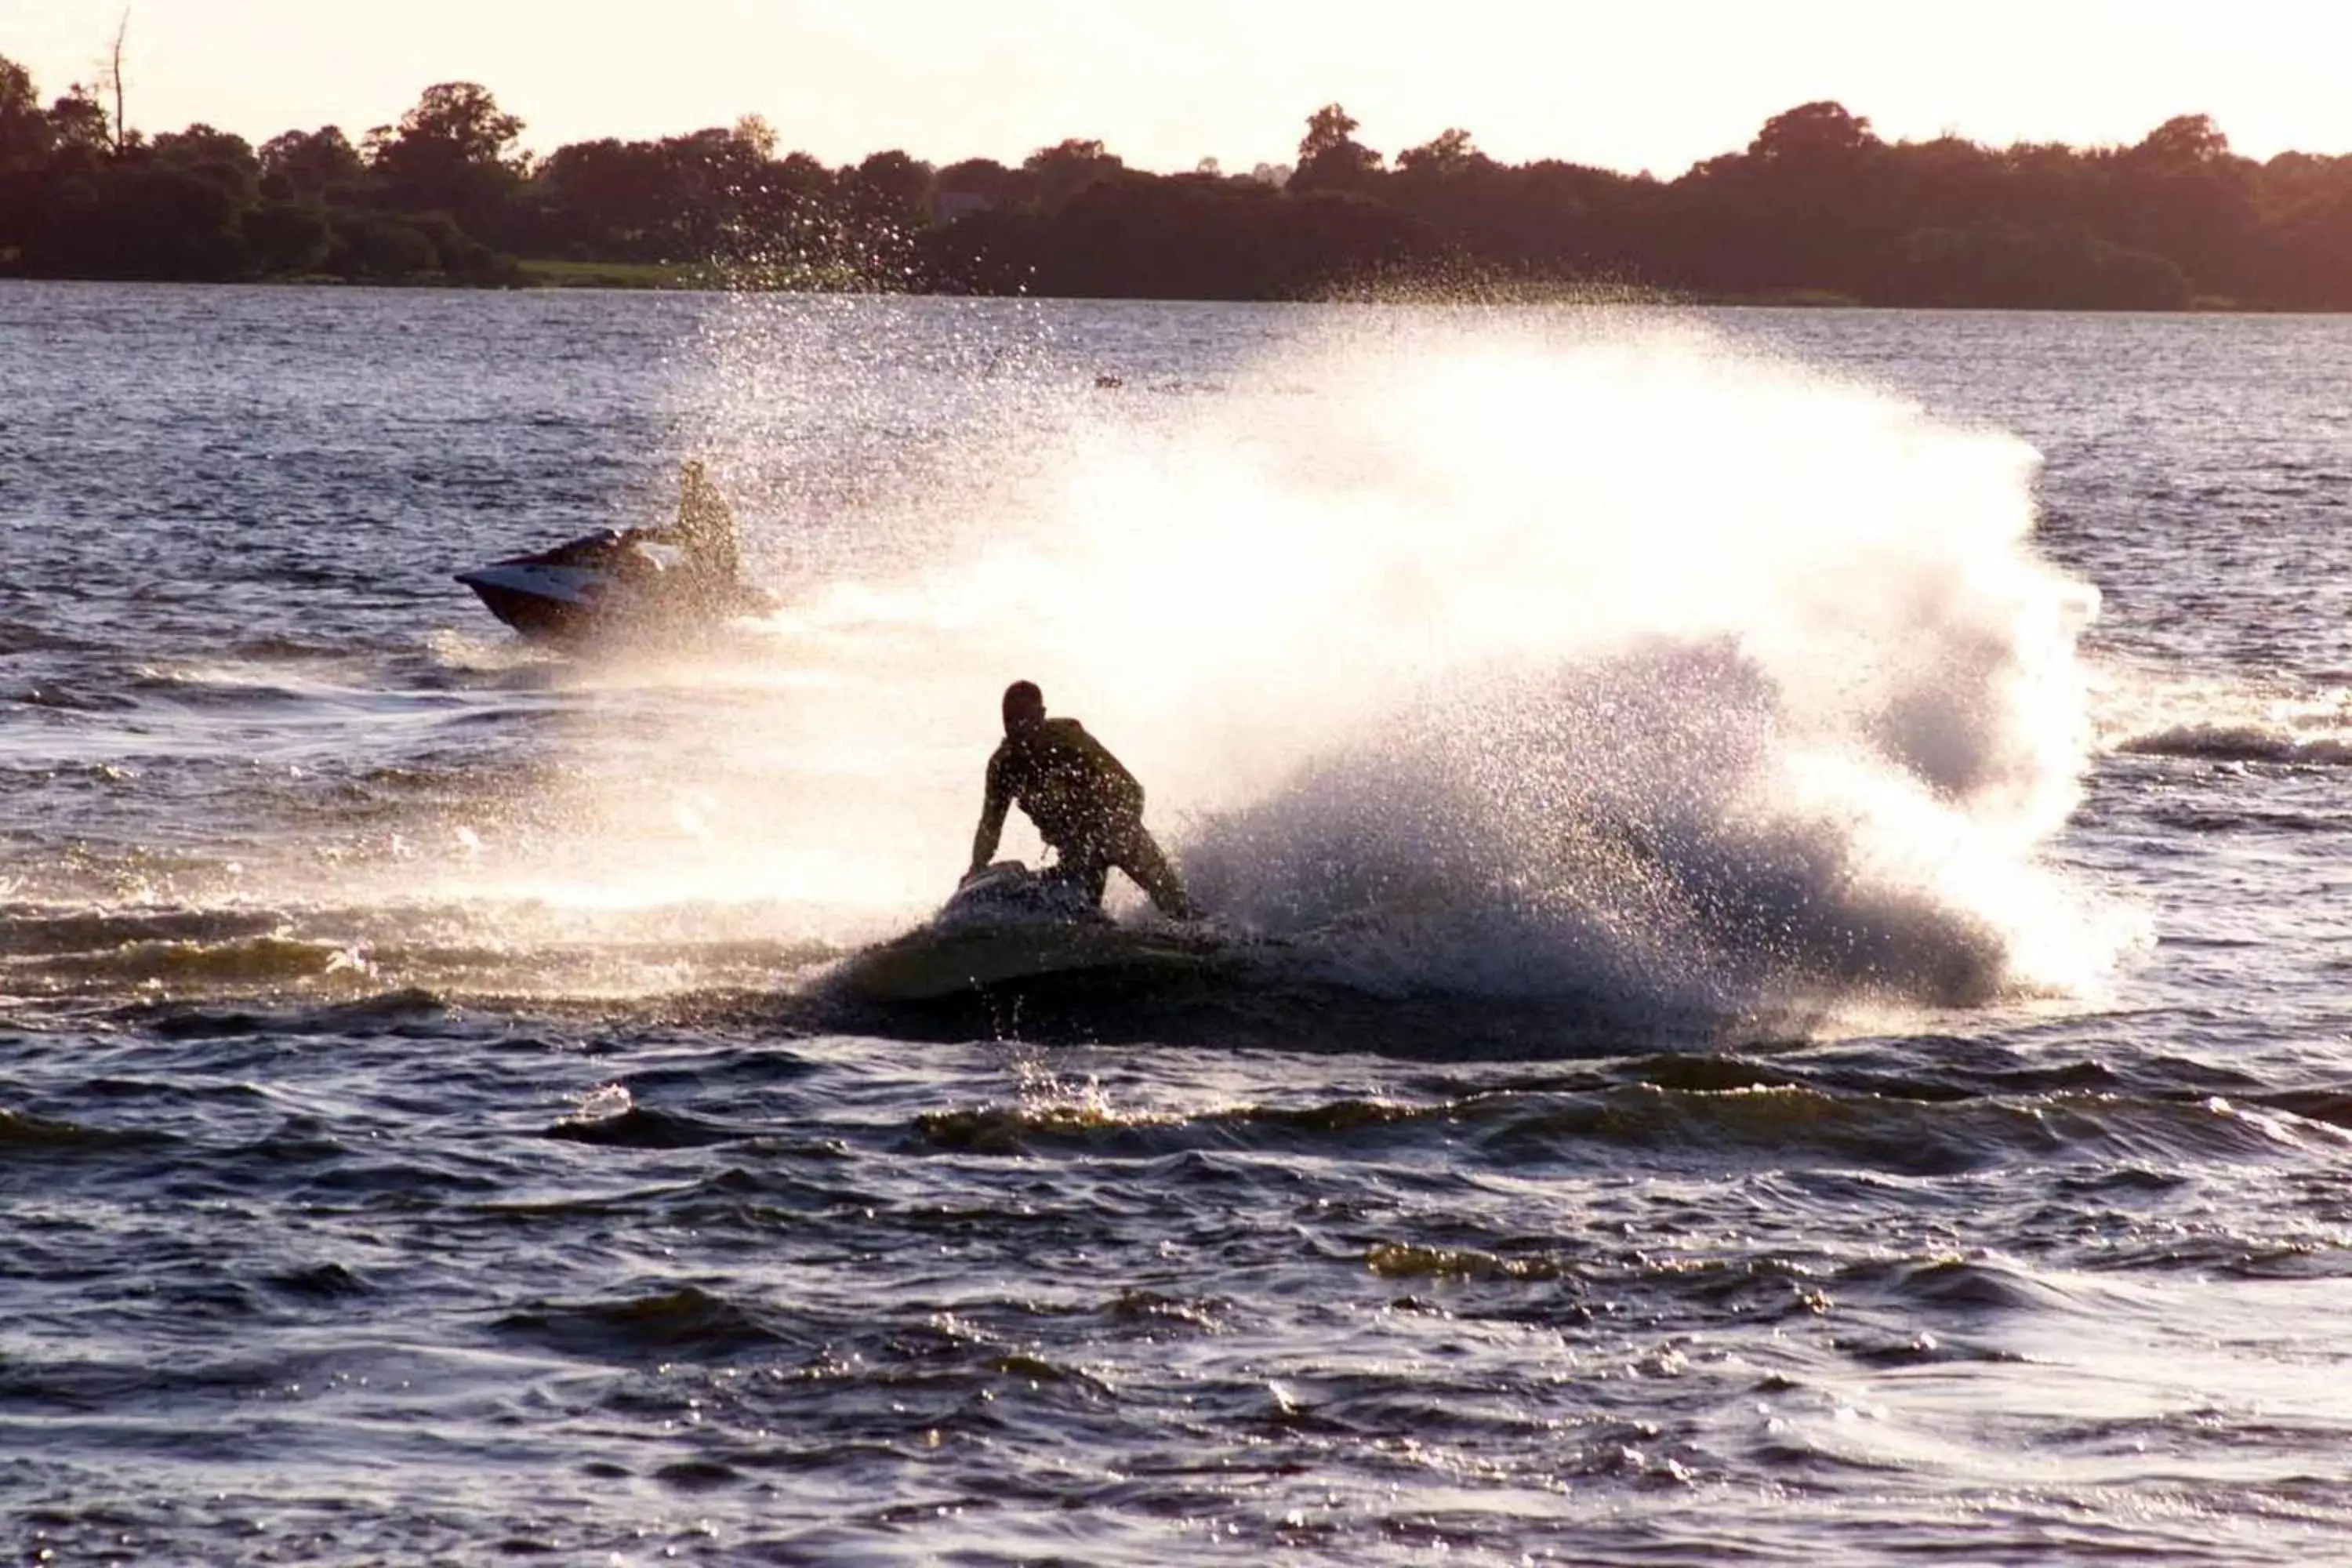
[631, 460, 742, 603]
[967, 681, 1197, 920]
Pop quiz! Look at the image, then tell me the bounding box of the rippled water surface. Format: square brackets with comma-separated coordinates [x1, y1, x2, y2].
[5, 283, 2351, 1563]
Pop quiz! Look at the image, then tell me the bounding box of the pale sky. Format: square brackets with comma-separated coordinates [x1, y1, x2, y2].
[9, 0, 2350, 176]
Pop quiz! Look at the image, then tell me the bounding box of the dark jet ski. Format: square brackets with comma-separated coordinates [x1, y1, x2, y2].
[454, 529, 775, 647]
[828, 862, 1218, 1004]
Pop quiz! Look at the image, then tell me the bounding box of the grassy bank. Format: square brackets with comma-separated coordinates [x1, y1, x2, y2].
[516, 259, 728, 289]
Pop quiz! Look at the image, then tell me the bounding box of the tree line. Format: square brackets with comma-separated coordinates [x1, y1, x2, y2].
[4, 56, 2351, 308]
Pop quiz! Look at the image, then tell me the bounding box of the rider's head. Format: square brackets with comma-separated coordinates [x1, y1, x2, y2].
[1002, 681, 1046, 738]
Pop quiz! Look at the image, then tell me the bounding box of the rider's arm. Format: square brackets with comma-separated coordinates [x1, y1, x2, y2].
[969, 749, 1013, 874]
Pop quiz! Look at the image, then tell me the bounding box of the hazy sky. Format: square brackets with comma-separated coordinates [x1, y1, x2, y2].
[9, 1, 2350, 176]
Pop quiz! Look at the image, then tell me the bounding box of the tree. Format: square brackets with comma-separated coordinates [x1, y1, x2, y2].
[0, 55, 49, 167]
[47, 85, 111, 156]
[2107, 114, 2256, 297]
[731, 114, 778, 159]
[245, 199, 332, 273]
[836, 149, 935, 278]
[258, 125, 364, 205]
[96, 12, 130, 156]
[1748, 101, 1879, 163]
[23, 159, 248, 279]
[1397, 127, 1483, 176]
[666, 127, 799, 257]
[846, 148, 933, 222]
[0, 56, 51, 254]
[328, 212, 438, 279]
[384, 81, 522, 169]
[918, 173, 1443, 299]
[367, 82, 526, 240]
[2129, 114, 2229, 169]
[1022, 137, 1122, 209]
[530, 136, 671, 257]
[2263, 181, 2352, 308]
[149, 124, 260, 205]
[1892, 223, 2189, 310]
[1290, 103, 1382, 192]
[938, 156, 1017, 202]
[1298, 103, 1358, 162]
[1660, 102, 1895, 297]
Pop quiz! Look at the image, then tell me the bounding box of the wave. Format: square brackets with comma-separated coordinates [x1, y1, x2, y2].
[2118, 723, 2352, 766]
[31, 932, 376, 989]
[546, 1104, 753, 1149]
[7, 678, 140, 712]
[897, 1053, 2341, 1165]
[0, 623, 89, 655]
[117, 988, 455, 1040]
[0, 906, 291, 956]
[2095, 663, 2352, 767]
[0, 891, 847, 1011]
[0, 1107, 176, 1154]
[492, 1285, 795, 1361]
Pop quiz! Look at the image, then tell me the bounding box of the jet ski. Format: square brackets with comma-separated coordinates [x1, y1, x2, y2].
[453, 529, 775, 646]
[938, 860, 1112, 927]
[829, 862, 1218, 1004]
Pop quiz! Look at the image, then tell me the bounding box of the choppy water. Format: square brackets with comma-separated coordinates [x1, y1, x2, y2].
[5, 282, 2352, 1563]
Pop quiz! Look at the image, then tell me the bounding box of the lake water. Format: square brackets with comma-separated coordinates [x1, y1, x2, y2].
[5, 281, 2352, 1563]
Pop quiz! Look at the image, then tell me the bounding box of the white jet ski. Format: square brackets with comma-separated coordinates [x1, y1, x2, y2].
[832, 862, 1216, 1004]
[453, 529, 775, 646]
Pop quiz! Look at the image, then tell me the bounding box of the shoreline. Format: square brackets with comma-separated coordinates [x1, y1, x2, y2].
[0, 269, 2317, 313]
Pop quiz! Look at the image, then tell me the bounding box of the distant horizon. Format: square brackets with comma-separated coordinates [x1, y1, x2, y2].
[9, 0, 2352, 179]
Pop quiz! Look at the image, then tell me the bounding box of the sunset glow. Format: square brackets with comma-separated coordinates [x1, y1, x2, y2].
[11, 0, 2351, 173]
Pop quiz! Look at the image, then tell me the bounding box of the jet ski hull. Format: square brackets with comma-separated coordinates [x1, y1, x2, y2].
[455, 563, 612, 642]
[454, 531, 772, 647]
[830, 862, 1211, 1004]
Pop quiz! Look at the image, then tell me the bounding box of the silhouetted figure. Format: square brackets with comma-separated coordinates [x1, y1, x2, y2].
[637, 459, 741, 599]
[968, 681, 1196, 919]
